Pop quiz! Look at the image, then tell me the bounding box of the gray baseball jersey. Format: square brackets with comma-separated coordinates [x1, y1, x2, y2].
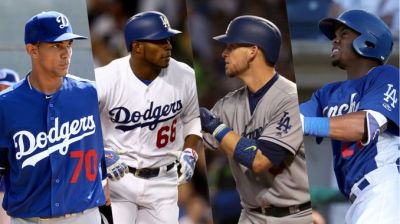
[204, 75, 310, 208]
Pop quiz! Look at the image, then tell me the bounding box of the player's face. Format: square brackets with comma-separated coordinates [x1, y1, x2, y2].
[330, 25, 359, 69]
[35, 40, 73, 77]
[221, 43, 253, 77]
[141, 39, 172, 69]
[0, 84, 10, 92]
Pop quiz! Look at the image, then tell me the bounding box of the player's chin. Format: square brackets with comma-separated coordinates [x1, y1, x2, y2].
[56, 69, 69, 77]
[331, 59, 346, 70]
[159, 59, 170, 68]
[225, 71, 236, 78]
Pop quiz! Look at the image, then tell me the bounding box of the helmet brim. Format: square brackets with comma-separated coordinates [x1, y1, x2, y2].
[213, 34, 230, 43]
[213, 34, 246, 44]
[319, 17, 360, 40]
[138, 29, 181, 41]
[319, 18, 343, 40]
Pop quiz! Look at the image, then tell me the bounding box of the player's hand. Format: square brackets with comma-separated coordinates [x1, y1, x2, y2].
[104, 149, 129, 181]
[169, 148, 198, 185]
[199, 107, 223, 134]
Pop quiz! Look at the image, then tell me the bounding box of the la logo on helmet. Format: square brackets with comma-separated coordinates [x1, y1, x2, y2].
[160, 15, 170, 28]
[56, 15, 69, 29]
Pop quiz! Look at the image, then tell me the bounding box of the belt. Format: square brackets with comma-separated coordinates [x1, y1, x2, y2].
[349, 178, 370, 204]
[249, 201, 311, 217]
[128, 162, 175, 179]
[34, 207, 97, 220]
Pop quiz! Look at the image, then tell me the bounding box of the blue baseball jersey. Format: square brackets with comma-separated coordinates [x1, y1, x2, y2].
[300, 65, 399, 197]
[0, 75, 106, 218]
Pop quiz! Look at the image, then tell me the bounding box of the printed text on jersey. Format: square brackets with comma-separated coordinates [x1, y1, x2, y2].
[109, 100, 183, 131]
[13, 115, 96, 168]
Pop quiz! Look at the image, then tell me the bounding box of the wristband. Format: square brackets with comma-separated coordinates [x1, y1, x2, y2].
[303, 117, 330, 137]
[212, 123, 231, 142]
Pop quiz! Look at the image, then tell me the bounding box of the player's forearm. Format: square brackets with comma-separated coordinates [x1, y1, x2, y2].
[329, 111, 366, 141]
[184, 134, 203, 152]
[303, 111, 366, 141]
[103, 180, 111, 206]
[219, 131, 273, 173]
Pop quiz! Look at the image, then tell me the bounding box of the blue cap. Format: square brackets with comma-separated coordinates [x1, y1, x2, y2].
[24, 11, 87, 44]
[0, 69, 20, 86]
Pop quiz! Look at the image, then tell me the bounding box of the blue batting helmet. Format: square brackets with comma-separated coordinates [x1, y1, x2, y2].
[319, 9, 393, 64]
[124, 11, 181, 51]
[213, 15, 282, 65]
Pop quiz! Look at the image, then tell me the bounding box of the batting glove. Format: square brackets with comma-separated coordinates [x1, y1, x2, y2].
[169, 148, 198, 185]
[200, 107, 231, 142]
[104, 149, 129, 181]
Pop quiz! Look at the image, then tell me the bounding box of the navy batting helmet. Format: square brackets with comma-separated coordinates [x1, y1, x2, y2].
[124, 11, 181, 51]
[319, 9, 393, 64]
[213, 15, 282, 65]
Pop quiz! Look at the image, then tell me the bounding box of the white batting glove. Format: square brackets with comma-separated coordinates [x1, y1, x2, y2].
[169, 148, 198, 185]
[104, 149, 129, 181]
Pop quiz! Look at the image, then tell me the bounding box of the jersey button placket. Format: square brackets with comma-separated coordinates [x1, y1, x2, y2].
[139, 89, 150, 158]
[47, 97, 62, 215]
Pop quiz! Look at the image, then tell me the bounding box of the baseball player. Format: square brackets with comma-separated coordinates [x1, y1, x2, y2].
[0, 69, 19, 92]
[0, 11, 107, 223]
[0, 69, 19, 224]
[300, 9, 399, 224]
[200, 16, 312, 224]
[95, 11, 202, 223]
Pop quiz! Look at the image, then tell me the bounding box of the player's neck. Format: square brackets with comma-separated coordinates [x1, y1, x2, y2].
[130, 57, 160, 81]
[241, 65, 275, 93]
[28, 70, 64, 95]
[345, 61, 380, 80]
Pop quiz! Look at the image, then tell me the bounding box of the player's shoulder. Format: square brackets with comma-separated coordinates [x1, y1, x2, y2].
[95, 55, 130, 79]
[0, 79, 26, 103]
[169, 58, 194, 73]
[369, 64, 399, 78]
[317, 79, 344, 94]
[166, 58, 195, 78]
[218, 86, 247, 105]
[64, 74, 97, 93]
[272, 75, 298, 96]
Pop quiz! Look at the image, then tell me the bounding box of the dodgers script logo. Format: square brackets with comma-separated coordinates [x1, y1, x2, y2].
[323, 93, 360, 117]
[242, 126, 264, 139]
[13, 116, 96, 168]
[109, 100, 182, 132]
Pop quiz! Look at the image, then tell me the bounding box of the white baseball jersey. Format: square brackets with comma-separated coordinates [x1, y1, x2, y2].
[95, 55, 202, 169]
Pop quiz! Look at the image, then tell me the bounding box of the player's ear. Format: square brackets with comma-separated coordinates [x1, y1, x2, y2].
[132, 41, 142, 54]
[26, 43, 39, 59]
[247, 45, 258, 62]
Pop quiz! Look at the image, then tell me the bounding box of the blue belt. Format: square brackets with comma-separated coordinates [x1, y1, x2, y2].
[349, 178, 370, 204]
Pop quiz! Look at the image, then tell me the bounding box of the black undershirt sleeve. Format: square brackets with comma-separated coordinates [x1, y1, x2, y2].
[256, 139, 289, 166]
